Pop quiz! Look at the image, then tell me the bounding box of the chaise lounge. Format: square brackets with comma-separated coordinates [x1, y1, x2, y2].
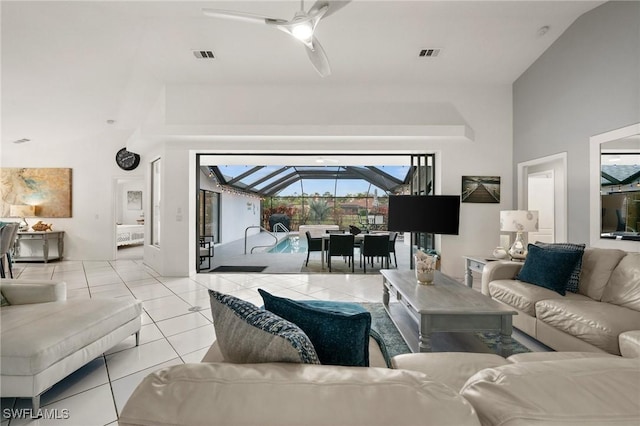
[0, 279, 143, 410]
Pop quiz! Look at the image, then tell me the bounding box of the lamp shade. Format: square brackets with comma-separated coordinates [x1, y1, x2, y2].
[500, 210, 539, 233]
[9, 204, 36, 218]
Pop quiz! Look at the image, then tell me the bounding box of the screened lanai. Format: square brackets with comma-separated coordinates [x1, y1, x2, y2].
[196, 154, 435, 272]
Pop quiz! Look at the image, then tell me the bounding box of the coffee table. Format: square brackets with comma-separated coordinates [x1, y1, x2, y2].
[381, 269, 517, 355]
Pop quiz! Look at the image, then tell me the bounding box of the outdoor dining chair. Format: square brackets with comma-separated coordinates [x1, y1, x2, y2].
[360, 234, 390, 273]
[328, 234, 355, 272]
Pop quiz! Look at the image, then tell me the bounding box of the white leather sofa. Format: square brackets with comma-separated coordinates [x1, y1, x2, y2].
[119, 349, 640, 426]
[0, 279, 143, 410]
[481, 248, 640, 355]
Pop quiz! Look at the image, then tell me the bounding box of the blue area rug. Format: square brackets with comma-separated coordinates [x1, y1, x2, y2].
[360, 302, 531, 361]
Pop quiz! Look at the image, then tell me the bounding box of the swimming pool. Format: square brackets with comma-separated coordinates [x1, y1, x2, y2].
[268, 236, 308, 253]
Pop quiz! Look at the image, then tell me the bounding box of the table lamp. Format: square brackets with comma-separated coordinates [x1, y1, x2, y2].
[10, 204, 36, 231]
[499, 210, 539, 260]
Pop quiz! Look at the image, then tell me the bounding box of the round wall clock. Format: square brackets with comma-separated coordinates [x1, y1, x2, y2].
[115, 148, 141, 171]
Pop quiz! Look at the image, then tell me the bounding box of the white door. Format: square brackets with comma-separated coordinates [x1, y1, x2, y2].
[518, 153, 567, 243]
[528, 171, 554, 243]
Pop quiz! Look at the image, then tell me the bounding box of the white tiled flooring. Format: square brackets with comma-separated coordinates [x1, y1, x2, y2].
[1, 258, 387, 425]
[2, 258, 546, 425]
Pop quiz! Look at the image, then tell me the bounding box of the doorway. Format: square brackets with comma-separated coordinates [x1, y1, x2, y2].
[517, 153, 567, 243]
[113, 177, 145, 260]
[527, 171, 554, 243]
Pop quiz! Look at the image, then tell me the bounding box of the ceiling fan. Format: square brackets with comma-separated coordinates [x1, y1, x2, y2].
[202, 1, 351, 77]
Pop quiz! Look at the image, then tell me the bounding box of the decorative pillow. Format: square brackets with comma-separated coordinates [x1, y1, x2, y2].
[208, 290, 319, 364]
[534, 242, 586, 293]
[515, 244, 584, 295]
[258, 289, 372, 367]
[0, 291, 10, 307]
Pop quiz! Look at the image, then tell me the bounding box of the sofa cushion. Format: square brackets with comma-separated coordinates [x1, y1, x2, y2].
[515, 244, 583, 295]
[391, 352, 508, 391]
[619, 331, 640, 358]
[208, 290, 320, 365]
[258, 289, 371, 367]
[534, 242, 585, 293]
[460, 358, 640, 425]
[489, 279, 589, 316]
[0, 298, 142, 375]
[579, 248, 627, 300]
[120, 363, 481, 426]
[535, 299, 640, 355]
[601, 253, 640, 312]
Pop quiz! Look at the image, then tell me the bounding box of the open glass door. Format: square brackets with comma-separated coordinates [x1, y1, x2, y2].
[409, 154, 435, 266]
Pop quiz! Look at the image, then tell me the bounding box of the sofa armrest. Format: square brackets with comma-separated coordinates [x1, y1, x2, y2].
[481, 261, 524, 296]
[0, 279, 66, 305]
[619, 330, 640, 358]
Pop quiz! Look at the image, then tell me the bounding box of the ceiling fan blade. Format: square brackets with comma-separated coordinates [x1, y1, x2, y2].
[308, 1, 351, 19]
[202, 8, 287, 25]
[305, 37, 331, 77]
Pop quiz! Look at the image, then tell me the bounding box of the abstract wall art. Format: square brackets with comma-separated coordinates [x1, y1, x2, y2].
[1, 168, 72, 217]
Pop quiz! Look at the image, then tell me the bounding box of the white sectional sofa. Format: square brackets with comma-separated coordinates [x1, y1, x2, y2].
[0, 279, 143, 410]
[481, 248, 640, 355]
[119, 349, 640, 426]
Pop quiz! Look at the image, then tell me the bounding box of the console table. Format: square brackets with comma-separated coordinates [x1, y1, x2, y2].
[13, 231, 64, 263]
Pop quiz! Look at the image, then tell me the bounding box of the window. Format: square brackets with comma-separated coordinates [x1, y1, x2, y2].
[151, 158, 161, 246]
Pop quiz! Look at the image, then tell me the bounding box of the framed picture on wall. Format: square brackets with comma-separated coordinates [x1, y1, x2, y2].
[127, 191, 142, 210]
[0, 168, 72, 217]
[461, 176, 500, 203]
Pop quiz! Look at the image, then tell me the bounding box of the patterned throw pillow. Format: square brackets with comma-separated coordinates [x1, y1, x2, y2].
[259, 289, 372, 367]
[208, 290, 320, 364]
[535, 242, 586, 293]
[516, 244, 584, 295]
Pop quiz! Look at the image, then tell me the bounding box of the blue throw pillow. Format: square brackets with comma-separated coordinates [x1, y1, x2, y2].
[534, 242, 585, 293]
[258, 289, 372, 367]
[515, 244, 583, 295]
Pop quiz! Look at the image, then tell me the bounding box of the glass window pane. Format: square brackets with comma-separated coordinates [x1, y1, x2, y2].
[151, 158, 161, 246]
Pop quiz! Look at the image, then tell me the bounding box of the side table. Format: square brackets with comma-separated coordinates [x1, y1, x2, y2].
[462, 255, 502, 288]
[13, 231, 65, 263]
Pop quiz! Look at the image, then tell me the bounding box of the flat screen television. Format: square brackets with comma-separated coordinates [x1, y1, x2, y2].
[387, 195, 460, 235]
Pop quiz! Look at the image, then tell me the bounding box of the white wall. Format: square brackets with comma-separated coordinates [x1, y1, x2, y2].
[513, 1, 640, 244]
[0, 129, 144, 260]
[0, 85, 513, 279]
[144, 82, 513, 279]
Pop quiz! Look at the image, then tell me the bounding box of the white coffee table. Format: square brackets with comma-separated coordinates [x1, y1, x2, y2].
[381, 269, 517, 355]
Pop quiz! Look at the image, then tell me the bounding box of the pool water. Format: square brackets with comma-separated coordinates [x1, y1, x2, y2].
[268, 236, 308, 253]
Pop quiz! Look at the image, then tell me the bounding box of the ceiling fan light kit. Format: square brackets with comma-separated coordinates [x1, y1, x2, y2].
[202, 0, 351, 77]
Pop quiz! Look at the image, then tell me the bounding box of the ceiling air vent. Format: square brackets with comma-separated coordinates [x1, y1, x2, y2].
[418, 48, 441, 58]
[193, 50, 215, 59]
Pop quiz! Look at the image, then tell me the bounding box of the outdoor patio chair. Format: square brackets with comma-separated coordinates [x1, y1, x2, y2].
[305, 231, 323, 266]
[328, 234, 355, 272]
[360, 234, 390, 273]
[199, 235, 214, 270]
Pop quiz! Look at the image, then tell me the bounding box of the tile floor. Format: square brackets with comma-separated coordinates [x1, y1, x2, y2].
[1, 257, 546, 426]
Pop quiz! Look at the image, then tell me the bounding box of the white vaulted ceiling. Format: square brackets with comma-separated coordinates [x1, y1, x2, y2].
[1, 0, 604, 147]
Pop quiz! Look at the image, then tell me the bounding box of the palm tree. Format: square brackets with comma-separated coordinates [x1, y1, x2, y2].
[309, 199, 331, 223]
